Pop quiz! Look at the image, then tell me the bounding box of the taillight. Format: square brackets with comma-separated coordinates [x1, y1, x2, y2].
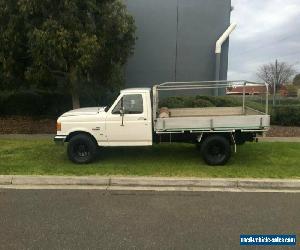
[56, 122, 61, 131]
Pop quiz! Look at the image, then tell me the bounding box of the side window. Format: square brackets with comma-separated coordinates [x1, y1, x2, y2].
[112, 94, 143, 114]
[123, 94, 143, 114]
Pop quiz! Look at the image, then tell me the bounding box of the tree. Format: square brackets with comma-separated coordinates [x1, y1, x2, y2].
[257, 60, 296, 105]
[0, 0, 136, 109]
[293, 74, 300, 86]
[0, 0, 28, 90]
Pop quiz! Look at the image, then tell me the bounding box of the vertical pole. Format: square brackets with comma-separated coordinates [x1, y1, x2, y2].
[152, 85, 157, 123]
[265, 83, 269, 115]
[242, 82, 246, 114]
[214, 53, 221, 96]
[273, 59, 278, 106]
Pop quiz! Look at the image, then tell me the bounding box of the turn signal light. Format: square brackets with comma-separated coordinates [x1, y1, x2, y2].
[56, 122, 61, 131]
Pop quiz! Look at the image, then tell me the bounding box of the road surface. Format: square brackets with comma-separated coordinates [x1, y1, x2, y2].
[0, 189, 299, 249]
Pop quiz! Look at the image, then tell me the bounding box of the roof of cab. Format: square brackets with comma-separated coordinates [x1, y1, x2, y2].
[120, 88, 151, 94]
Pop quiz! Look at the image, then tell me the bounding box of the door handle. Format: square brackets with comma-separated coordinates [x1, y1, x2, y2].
[138, 117, 147, 121]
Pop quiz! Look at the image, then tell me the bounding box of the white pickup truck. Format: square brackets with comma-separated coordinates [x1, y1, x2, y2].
[54, 81, 270, 165]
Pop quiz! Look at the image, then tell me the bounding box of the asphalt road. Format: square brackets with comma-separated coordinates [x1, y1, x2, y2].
[0, 189, 299, 250]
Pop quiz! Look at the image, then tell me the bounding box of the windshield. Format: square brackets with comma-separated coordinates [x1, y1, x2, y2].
[105, 93, 122, 112]
[104, 104, 111, 112]
[104, 97, 118, 112]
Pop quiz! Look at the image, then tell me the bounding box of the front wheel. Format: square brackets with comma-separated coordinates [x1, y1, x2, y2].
[67, 134, 97, 164]
[200, 135, 231, 166]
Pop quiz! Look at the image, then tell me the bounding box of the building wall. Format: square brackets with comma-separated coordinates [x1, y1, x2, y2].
[125, 0, 231, 94]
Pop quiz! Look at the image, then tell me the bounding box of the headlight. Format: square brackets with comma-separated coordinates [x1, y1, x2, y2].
[56, 122, 61, 131]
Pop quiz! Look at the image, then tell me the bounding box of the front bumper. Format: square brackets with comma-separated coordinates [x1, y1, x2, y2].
[54, 135, 67, 145]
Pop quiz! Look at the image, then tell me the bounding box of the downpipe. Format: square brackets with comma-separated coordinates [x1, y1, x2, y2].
[214, 23, 237, 96]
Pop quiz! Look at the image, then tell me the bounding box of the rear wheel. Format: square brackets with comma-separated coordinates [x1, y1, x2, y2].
[200, 135, 231, 166]
[67, 134, 97, 164]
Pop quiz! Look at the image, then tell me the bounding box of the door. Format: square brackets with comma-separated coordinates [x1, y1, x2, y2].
[105, 93, 152, 146]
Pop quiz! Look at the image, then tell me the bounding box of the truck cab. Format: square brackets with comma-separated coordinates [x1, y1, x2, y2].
[55, 88, 154, 163]
[104, 88, 152, 146]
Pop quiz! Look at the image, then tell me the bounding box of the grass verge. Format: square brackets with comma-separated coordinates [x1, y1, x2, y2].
[0, 138, 299, 178]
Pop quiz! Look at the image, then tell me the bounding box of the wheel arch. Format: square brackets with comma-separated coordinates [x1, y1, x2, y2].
[65, 131, 98, 145]
[198, 132, 232, 144]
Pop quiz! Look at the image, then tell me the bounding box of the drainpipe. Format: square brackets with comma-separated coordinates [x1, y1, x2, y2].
[214, 23, 237, 96]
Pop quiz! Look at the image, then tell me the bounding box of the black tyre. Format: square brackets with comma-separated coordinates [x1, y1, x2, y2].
[67, 134, 97, 164]
[200, 135, 231, 166]
[195, 142, 202, 151]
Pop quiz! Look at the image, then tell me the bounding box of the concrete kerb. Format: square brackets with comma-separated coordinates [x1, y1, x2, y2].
[110, 177, 237, 188]
[11, 176, 110, 186]
[0, 175, 13, 185]
[237, 179, 300, 190]
[0, 175, 300, 190]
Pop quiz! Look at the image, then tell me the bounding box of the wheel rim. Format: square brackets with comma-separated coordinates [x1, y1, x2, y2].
[74, 143, 89, 158]
[208, 144, 225, 159]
